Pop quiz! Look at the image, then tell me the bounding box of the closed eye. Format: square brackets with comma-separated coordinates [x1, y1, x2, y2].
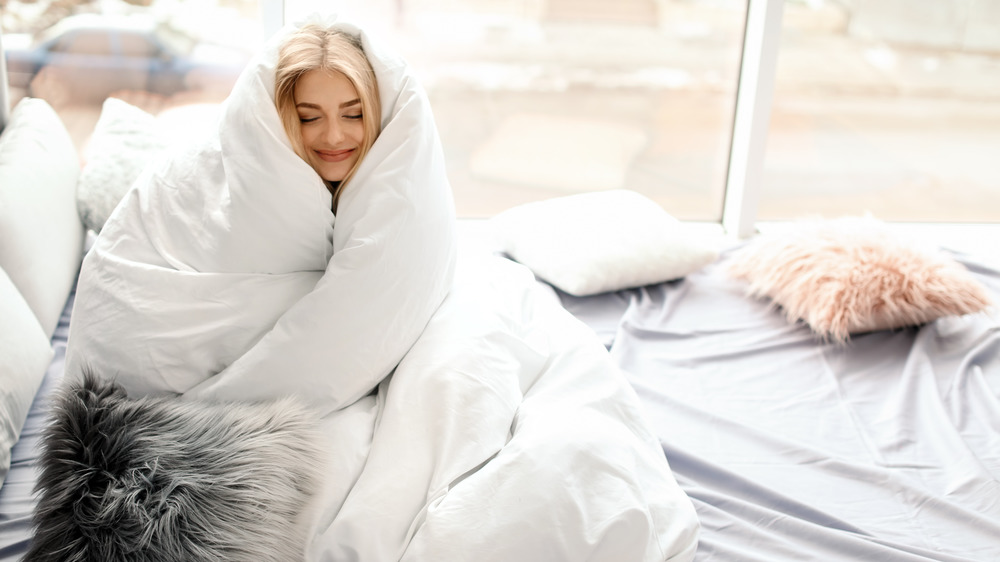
[344, 114, 362, 120]
[300, 116, 319, 123]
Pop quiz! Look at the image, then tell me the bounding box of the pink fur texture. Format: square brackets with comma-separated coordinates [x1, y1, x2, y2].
[727, 216, 993, 342]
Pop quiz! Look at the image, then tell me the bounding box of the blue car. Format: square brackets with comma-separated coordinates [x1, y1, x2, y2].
[4, 13, 251, 105]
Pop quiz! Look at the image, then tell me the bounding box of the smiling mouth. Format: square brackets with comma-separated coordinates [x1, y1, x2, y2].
[316, 148, 355, 163]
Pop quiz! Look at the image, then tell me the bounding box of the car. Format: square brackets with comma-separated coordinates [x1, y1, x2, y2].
[3, 13, 252, 106]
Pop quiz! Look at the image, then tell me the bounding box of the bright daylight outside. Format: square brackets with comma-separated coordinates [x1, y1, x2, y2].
[2, 0, 999, 222]
[1, 0, 260, 148]
[761, 0, 1000, 223]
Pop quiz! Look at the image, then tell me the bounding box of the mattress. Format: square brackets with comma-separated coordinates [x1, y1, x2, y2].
[3, 246, 998, 561]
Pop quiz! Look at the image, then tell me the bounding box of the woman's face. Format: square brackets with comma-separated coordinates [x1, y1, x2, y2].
[294, 69, 366, 182]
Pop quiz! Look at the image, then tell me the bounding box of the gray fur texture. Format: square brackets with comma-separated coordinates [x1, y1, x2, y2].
[26, 373, 328, 562]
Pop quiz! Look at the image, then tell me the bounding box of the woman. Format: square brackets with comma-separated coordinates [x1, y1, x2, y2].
[66, 14, 458, 411]
[62, 16, 697, 562]
[274, 25, 381, 211]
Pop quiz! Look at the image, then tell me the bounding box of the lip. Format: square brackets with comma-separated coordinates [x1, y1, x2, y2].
[315, 148, 355, 163]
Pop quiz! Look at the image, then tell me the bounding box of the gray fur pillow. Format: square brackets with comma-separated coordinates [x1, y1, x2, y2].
[27, 374, 327, 562]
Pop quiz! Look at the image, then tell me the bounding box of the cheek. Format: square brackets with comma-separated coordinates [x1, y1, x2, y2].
[349, 122, 366, 145]
[299, 126, 316, 148]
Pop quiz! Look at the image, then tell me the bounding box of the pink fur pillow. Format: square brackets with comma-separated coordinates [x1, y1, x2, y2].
[727, 216, 993, 342]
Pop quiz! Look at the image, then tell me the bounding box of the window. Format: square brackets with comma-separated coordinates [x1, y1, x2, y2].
[118, 32, 159, 58]
[1, 1, 258, 128]
[63, 31, 112, 57]
[5, 0, 996, 230]
[759, 0, 1000, 223]
[54, 31, 112, 56]
[286, 0, 748, 219]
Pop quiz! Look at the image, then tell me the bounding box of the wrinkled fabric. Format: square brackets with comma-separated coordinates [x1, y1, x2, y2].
[599, 248, 1000, 561]
[309, 251, 699, 561]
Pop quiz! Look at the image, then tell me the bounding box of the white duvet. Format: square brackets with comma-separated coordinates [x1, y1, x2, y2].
[65, 15, 698, 562]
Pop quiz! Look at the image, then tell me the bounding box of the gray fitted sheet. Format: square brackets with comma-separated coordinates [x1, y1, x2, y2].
[556, 248, 1000, 561]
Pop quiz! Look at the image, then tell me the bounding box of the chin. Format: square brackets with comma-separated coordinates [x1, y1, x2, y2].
[313, 164, 349, 183]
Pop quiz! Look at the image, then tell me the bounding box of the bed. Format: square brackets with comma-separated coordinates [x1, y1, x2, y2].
[4, 211, 999, 561]
[3, 23, 1000, 562]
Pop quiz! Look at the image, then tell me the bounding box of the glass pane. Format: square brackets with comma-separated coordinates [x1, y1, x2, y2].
[66, 31, 114, 55]
[119, 31, 160, 57]
[760, 0, 1000, 223]
[287, 0, 747, 219]
[2, 1, 261, 153]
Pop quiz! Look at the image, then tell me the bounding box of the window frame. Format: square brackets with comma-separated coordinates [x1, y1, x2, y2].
[722, 0, 784, 239]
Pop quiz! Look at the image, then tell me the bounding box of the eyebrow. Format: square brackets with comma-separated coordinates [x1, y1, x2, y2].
[295, 99, 362, 110]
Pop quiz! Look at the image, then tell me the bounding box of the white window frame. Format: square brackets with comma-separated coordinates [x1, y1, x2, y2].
[722, 0, 784, 239]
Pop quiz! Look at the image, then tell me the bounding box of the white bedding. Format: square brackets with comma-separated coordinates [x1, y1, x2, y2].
[64, 15, 699, 561]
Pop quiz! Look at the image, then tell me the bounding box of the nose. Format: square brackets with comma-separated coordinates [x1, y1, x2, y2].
[324, 120, 345, 145]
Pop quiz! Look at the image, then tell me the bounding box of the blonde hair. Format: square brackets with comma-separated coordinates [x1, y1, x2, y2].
[275, 25, 381, 209]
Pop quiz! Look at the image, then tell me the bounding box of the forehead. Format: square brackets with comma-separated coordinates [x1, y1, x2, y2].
[294, 69, 359, 107]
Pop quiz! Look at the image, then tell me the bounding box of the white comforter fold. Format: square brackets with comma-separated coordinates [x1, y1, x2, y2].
[65, 14, 699, 561]
[311, 252, 699, 562]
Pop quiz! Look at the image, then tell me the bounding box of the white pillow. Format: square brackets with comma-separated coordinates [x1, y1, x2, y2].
[489, 190, 720, 296]
[77, 98, 222, 234]
[0, 97, 83, 338]
[0, 266, 54, 490]
[77, 98, 166, 234]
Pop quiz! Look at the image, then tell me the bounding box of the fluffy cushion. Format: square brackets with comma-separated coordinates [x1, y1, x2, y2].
[727, 216, 993, 342]
[77, 99, 223, 234]
[77, 98, 167, 234]
[489, 190, 720, 296]
[0, 97, 83, 338]
[0, 267, 54, 491]
[27, 374, 328, 562]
